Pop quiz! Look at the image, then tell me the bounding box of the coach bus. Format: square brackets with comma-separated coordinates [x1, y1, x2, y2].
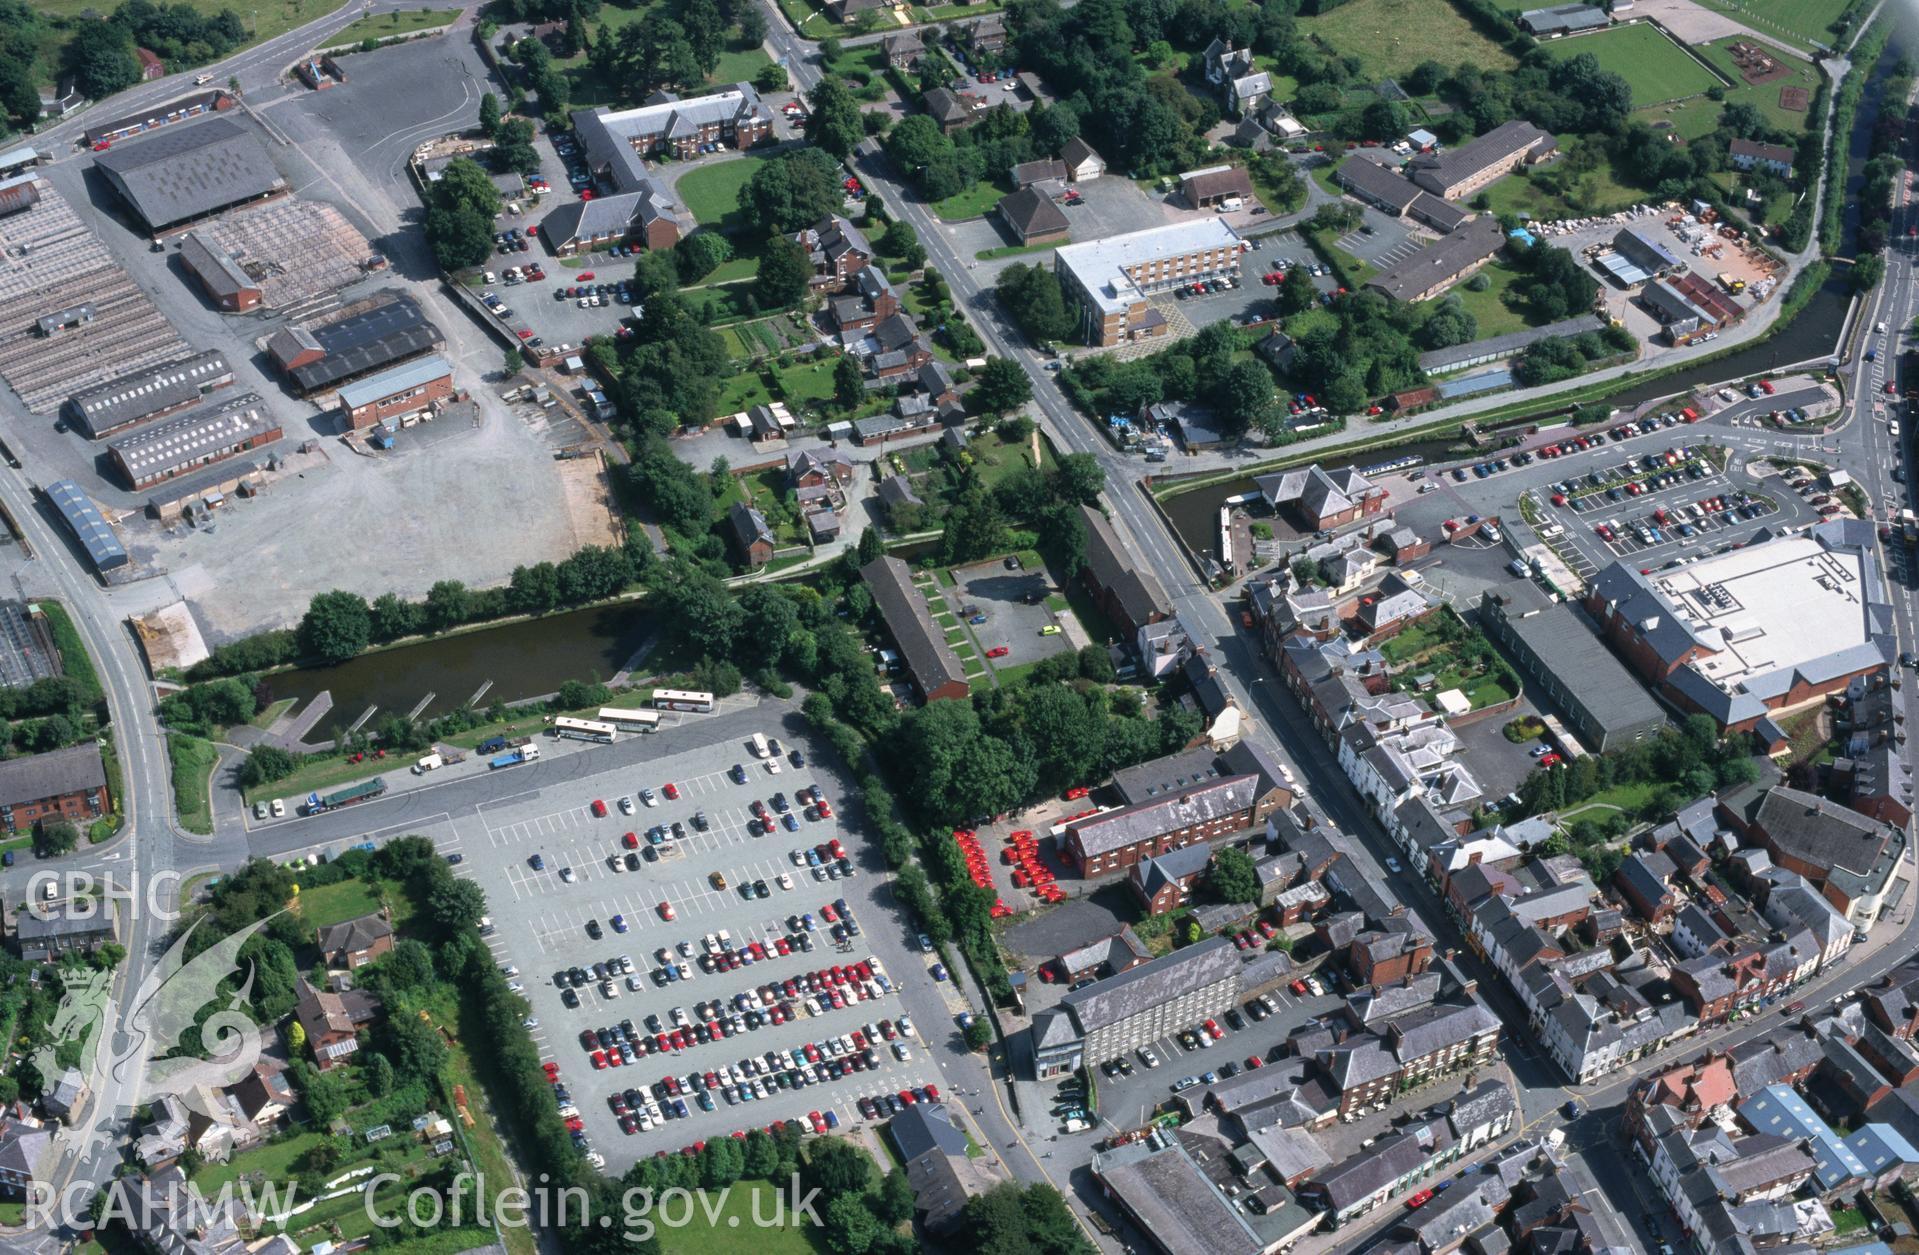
[651, 689, 715, 713]
[598, 708, 662, 733]
[552, 716, 616, 744]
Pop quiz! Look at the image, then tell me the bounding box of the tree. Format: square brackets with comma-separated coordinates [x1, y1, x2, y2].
[509, 562, 562, 614]
[938, 481, 1008, 566]
[1051, 453, 1104, 506]
[492, 116, 539, 174]
[426, 877, 487, 935]
[673, 231, 733, 283]
[856, 527, 883, 566]
[370, 592, 423, 642]
[963, 1017, 993, 1051]
[1276, 265, 1317, 316]
[996, 263, 1073, 343]
[874, 1166, 915, 1224]
[755, 236, 813, 308]
[238, 745, 302, 789]
[1359, 97, 1408, 142]
[381, 1012, 449, 1082]
[1214, 359, 1273, 435]
[807, 77, 865, 158]
[424, 579, 473, 631]
[834, 353, 865, 408]
[973, 357, 1033, 413]
[1205, 847, 1260, 904]
[478, 91, 502, 137]
[297, 591, 371, 664]
[66, 21, 140, 99]
[823, 1193, 880, 1255]
[1851, 253, 1886, 293]
[738, 149, 846, 234]
[33, 821, 77, 858]
[880, 219, 925, 269]
[287, 1020, 306, 1052]
[804, 1138, 874, 1198]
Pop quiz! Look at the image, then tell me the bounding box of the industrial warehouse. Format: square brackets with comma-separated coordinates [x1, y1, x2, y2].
[92, 116, 287, 236]
[106, 392, 282, 490]
[65, 350, 235, 439]
[267, 294, 443, 396]
[336, 354, 456, 430]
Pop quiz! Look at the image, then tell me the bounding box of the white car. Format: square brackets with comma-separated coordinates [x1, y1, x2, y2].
[897, 1015, 915, 1038]
[254, 801, 268, 820]
[271, 799, 285, 818]
[1137, 1046, 1160, 1068]
[560, 867, 576, 883]
[523, 1016, 539, 1029]
[777, 873, 794, 890]
[1384, 857, 1402, 874]
[893, 1042, 913, 1061]
[619, 797, 635, 815]
[640, 788, 658, 807]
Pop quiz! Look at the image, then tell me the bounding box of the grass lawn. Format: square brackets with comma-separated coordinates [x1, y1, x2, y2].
[712, 45, 774, 82]
[965, 428, 1057, 489]
[699, 250, 764, 286]
[775, 0, 842, 38]
[931, 179, 1009, 222]
[1633, 99, 1725, 141]
[1300, 0, 1517, 80]
[1428, 260, 1542, 339]
[976, 239, 1066, 260]
[1692, 0, 1858, 51]
[250, 697, 296, 730]
[771, 356, 844, 405]
[720, 367, 776, 412]
[1541, 25, 1723, 106]
[1694, 36, 1824, 132]
[656, 1179, 825, 1254]
[168, 734, 217, 835]
[1477, 136, 1645, 220]
[194, 1130, 325, 1195]
[30, 0, 323, 88]
[293, 877, 386, 930]
[328, 7, 459, 45]
[678, 156, 769, 230]
[1559, 779, 1664, 823]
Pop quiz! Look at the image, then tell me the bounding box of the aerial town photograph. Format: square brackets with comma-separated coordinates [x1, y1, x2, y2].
[0, 0, 1914, 1251]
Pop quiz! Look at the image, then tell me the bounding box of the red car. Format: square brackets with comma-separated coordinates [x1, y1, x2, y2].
[1290, 979, 1308, 996]
[591, 1050, 607, 1069]
[543, 1061, 561, 1079]
[591, 799, 608, 817]
[924, 1084, 941, 1102]
[986, 646, 1010, 658]
[1245, 1055, 1263, 1070]
[1405, 1189, 1435, 1209]
[816, 799, 834, 819]
[516, 327, 533, 339]
[623, 832, 639, 848]
[579, 271, 596, 280]
[659, 901, 675, 920]
[663, 782, 680, 799]
[1538, 753, 1563, 768]
[1064, 786, 1089, 800]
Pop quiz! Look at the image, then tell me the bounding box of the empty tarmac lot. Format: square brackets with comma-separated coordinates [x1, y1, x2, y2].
[453, 704, 967, 1172]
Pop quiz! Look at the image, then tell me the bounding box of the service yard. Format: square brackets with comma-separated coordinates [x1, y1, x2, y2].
[454, 704, 968, 1172]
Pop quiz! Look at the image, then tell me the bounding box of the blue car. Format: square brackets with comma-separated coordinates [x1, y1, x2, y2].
[969, 614, 987, 624]
[782, 813, 801, 832]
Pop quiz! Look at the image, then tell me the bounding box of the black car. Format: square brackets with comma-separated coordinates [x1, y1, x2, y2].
[790, 749, 805, 767]
[753, 879, 769, 898]
[692, 811, 709, 830]
[1224, 1009, 1245, 1031]
[586, 920, 603, 940]
[562, 987, 581, 1009]
[772, 793, 789, 813]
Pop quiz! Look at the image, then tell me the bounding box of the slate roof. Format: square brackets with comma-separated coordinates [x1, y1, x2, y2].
[728, 501, 775, 553]
[67, 349, 233, 439]
[1366, 219, 1505, 301]
[1070, 775, 1257, 858]
[1078, 503, 1173, 624]
[861, 556, 966, 698]
[1748, 785, 1896, 882]
[0, 743, 108, 806]
[998, 185, 1070, 240]
[1094, 1137, 1271, 1255]
[288, 295, 441, 394]
[94, 116, 283, 229]
[891, 1099, 969, 1161]
[316, 910, 391, 957]
[1407, 120, 1554, 195]
[1447, 1079, 1517, 1135]
[1335, 154, 1421, 213]
[1135, 843, 1213, 897]
[1060, 936, 1239, 1034]
[1310, 1125, 1449, 1211]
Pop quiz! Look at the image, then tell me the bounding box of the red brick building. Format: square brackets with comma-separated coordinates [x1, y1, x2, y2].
[1064, 774, 1259, 878]
[0, 744, 110, 834]
[1128, 844, 1212, 915]
[336, 354, 454, 430]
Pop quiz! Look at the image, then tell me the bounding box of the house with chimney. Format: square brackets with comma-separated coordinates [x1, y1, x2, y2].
[294, 977, 382, 1072]
[316, 908, 393, 970]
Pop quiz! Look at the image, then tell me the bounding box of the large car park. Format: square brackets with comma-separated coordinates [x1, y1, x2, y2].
[459, 707, 958, 1170]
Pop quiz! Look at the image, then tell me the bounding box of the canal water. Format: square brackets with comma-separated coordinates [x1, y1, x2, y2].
[262, 601, 656, 726]
[258, 39, 1899, 727]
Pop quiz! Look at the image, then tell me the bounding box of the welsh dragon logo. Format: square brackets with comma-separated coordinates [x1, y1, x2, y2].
[37, 912, 280, 1160]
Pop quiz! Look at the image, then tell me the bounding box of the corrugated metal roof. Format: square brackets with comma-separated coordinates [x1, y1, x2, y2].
[45, 481, 128, 570]
[336, 354, 453, 411]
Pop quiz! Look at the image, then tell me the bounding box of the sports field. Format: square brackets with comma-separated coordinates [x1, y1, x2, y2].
[1693, 0, 1857, 52]
[1542, 25, 1723, 106]
[1300, 0, 1517, 80]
